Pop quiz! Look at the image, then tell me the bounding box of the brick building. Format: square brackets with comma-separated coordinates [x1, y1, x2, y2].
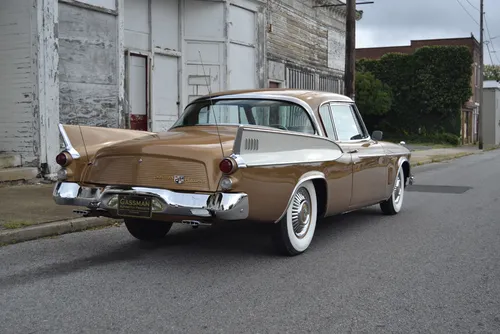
[356, 35, 481, 145]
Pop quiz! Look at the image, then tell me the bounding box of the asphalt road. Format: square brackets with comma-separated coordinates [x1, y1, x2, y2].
[1, 151, 500, 334]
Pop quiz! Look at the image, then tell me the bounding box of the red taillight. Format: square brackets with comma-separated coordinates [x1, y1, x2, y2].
[219, 158, 234, 174]
[56, 152, 71, 167]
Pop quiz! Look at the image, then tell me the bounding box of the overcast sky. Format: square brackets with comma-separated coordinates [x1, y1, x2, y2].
[355, 0, 500, 65]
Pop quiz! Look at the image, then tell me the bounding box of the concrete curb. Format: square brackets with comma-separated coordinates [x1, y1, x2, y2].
[0, 217, 119, 246]
[410, 152, 476, 167]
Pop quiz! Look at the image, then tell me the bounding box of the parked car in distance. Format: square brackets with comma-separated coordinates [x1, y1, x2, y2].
[53, 89, 413, 256]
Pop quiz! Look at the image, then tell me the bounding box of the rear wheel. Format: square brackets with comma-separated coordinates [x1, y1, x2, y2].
[124, 218, 173, 241]
[272, 180, 317, 256]
[380, 165, 405, 215]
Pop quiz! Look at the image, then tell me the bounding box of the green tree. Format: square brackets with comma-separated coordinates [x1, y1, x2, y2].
[355, 71, 392, 131]
[484, 64, 500, 81]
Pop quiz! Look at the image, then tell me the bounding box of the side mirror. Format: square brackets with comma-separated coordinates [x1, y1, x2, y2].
[372, 130, 383, 141]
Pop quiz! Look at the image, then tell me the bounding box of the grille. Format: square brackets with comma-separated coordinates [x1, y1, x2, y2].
[86, 155, 209, 191]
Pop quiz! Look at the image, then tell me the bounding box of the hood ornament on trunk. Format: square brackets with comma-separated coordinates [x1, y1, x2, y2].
[174, 175, 185, 184]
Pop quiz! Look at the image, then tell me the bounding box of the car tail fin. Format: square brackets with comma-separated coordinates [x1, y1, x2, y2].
[78, 124, 91, 165]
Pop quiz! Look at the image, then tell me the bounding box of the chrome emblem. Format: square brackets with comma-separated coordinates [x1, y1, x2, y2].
[174, 175, 185, 184]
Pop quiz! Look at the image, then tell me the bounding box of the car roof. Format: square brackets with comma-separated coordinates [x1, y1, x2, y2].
[191, 89, 353, 108]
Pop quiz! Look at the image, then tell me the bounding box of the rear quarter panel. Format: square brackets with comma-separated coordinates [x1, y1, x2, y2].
[224, 126, 353, 222]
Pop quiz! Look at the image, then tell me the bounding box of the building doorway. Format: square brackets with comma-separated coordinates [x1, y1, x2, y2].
[126, 51, 149, 131]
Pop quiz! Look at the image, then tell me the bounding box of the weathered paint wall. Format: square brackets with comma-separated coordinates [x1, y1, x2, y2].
[37, 0, 61, 176]
[266, 0, 346, 87]
[123, 0, 181, 132]
[182, 0, 266, 107]
[58, 1, 119, 127]
[0, 0, 38, 165]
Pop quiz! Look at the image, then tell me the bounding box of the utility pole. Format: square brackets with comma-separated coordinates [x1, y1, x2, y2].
[313, 1, 373, 99]
[478, 0, 484, 149]
[345, 0, 356, 100]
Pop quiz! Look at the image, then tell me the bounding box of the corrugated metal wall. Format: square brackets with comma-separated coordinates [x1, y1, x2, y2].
[0, 0, 38, 165]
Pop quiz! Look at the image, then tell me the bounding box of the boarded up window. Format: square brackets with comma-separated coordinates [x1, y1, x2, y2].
[286, 68, 315, 90]
[286, 68, 344, 94]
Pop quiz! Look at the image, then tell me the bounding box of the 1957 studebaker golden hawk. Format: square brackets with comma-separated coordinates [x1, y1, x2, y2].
[53, 89, 414, 256]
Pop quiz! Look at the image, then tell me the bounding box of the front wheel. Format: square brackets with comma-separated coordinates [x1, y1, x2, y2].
[272, 180, 318, 256]
[380, 165, 405, 215]
[124, 218, 173, 241]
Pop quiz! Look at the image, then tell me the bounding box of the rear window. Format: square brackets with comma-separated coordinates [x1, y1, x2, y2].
[172, 99, 316, 135]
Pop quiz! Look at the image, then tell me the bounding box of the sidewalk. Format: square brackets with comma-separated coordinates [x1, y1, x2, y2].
[408, 145, 483, 166]
[0, 145, 496, 245]
[0, 182, 117, 245]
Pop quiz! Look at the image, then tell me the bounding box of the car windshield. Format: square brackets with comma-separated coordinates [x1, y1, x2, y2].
[172, 99, 316, 134]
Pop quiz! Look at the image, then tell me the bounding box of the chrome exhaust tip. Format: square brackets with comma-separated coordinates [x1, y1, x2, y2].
[73, 209, 90, 216]
[181, 220, 211, 227]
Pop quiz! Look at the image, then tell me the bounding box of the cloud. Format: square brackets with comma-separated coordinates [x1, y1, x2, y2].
[355, 0, 500, 65]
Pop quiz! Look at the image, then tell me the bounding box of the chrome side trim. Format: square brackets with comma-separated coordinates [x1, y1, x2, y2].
[274, 172, 327, 223]
[229, 153, 247, 168]
[385, 152, 411, 157]
[53, 182, 249, 221]
[58, 124, 81, 159]
[232, 126, 343, 167]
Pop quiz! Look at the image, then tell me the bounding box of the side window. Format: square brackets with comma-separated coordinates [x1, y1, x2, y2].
[330, 104, 364, 141]
[319, 104, 336, 139]
[273, 105, 315, 134]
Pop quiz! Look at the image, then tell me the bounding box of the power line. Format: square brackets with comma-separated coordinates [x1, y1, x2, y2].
[484, 16, 496, 63]
[485, 41, 495, 65]
[463, 0, 479, 11]
[484, 16, 500, 64]
[455, 0, 479, 25]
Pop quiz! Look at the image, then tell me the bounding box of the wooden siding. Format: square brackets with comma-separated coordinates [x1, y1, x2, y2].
[0, 0, 38, 165]
[267, 0, 346, 76]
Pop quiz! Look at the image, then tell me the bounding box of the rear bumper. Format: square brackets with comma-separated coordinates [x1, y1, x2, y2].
[53, 182, 249, 221]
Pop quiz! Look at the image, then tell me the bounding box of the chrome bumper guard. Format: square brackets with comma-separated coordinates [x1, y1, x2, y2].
[53, 182, 249, 221]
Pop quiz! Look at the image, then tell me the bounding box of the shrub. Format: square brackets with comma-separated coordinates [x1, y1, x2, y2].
[355, 45, 473, 141]
[355, 71, 392, 132]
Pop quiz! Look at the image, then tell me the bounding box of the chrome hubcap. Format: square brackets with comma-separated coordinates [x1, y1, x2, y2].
[393, 172, 403, 204]
[292, 187, 311, 239]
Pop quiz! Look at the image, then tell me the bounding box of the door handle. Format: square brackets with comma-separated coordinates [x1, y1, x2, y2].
[347, 149, 358, 153]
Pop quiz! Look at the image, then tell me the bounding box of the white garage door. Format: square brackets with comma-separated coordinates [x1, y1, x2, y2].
[228, 5, 257, 90]
[151, 54, 179, 132]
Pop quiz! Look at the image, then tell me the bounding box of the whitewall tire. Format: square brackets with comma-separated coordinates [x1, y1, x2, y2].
[273, 180, 318, 256]
[380, 165, 405, 215]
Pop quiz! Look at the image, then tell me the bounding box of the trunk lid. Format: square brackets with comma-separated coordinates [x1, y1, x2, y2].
[82, 126, 238, 192]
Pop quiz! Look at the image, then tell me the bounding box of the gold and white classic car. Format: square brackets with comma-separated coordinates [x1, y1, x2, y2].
[53, 89, 413, 256]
